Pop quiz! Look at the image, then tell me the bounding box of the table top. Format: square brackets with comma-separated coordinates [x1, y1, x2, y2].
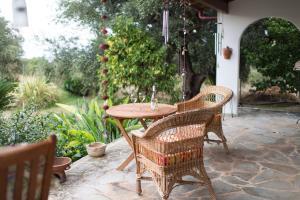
[106, 103, 177, 119]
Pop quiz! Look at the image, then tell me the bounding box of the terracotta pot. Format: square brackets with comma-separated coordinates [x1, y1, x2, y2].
[52, 157, 72, 183]
[223, 46, 232, 60]
[86, 142, 107, 157]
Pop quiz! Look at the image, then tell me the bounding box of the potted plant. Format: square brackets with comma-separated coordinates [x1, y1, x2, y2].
[86, 142, 107, 157]
[223, 46, 233, 60]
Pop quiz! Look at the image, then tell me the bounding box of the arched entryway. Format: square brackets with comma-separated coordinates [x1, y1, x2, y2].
[216, 0, 300, 115]
[239, 17, 300, 111]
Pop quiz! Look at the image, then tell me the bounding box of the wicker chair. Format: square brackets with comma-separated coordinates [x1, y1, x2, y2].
[132, 109, 216, 200]
[0, 135, 56, 200]
[176, 86, 233, 154]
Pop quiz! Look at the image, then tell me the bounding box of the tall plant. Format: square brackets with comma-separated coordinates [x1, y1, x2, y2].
[0, 80, 16, 110]
[52, 98, 141, 160]
[14, 76, 60, 108]
[104, 16, 176, 99]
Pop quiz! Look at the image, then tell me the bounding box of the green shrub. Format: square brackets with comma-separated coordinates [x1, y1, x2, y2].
[14, 76, 60, 108]
[0, 106, 52, 146]
[64, 77, 89, 96]
[0, 79, 16, 110]
[52, 98, 141, 160]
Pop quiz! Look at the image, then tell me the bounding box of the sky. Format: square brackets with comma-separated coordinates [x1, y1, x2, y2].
[0, 0, 94, 59]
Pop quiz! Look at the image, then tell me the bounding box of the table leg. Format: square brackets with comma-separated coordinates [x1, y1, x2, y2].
[117, 152, 135, 171]
[115, 119, 134, 171]
[115, 119, 133, 149]
[139, 118, 148, 129]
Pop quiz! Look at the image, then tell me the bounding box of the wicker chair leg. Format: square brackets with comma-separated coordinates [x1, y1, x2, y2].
[162, 195, 169, 200]
[136, 177, 142, 195]
[218, 129, 229, 154]
[133, 136, 143, 196]
[199, 162, 217, 200]
[136, 160, 142, 195]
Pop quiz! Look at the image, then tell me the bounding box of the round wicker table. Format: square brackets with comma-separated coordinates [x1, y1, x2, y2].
[107, 103, 176, 171]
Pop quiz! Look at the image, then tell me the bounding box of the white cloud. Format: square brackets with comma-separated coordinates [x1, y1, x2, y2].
[0, 0, 94, 59]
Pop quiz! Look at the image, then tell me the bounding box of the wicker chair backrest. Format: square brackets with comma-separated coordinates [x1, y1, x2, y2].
[200, 86, 233, 106]
[143, 109, 214, 138]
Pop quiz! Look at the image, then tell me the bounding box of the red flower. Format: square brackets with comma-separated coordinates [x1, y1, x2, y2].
[102, 69, 108, 74]
[99, 44, 109, 50]
[102, 80, 109, 85]
[101, 28, 108, 34]
[100, 56, 108, 63]
[102, 95, 109, 100]
[101, 0, 107, 3]
[103, 105, 109, 110]
[101, 15, 108, 20]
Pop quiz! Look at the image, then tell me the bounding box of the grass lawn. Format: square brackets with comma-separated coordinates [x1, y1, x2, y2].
[42, 89, 96, 114]
[3, 89, 98, 116]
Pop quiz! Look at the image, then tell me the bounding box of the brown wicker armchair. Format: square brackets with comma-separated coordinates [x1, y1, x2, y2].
[132, 109, 216, 200]
[176, 86, 233, 153]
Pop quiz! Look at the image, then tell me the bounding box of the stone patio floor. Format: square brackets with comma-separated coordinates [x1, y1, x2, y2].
[49, 108, 300, 200]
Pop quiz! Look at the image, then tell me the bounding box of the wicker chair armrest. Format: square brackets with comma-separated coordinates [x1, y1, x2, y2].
[131, 128, 147, 138]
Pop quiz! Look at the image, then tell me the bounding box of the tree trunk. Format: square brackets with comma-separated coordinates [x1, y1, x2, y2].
[180, 45, 206, 100]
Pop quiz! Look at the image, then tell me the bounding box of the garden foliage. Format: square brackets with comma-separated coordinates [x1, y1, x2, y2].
[104, 17, 176, 98]
[0, 106, 52, 146]
[0, 17, 23, 81]
[241, 18, 300, 93]
[13, 76, 60, 108]
[53, 98, 141, 160]
[46, 37, 100, 96]
[0, 79, 16, 110]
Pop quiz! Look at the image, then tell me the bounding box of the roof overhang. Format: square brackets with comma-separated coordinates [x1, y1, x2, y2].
[189, 0, 233, 13]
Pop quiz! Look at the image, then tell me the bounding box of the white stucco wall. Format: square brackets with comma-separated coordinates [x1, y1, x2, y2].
[216, 0, 300, 115]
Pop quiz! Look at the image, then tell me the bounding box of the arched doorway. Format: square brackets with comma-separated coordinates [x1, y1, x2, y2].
[239, 17, 300, 112]
[215, 0, 300, 115]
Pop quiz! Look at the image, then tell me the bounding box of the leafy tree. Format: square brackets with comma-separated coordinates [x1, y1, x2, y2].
[47, 37, 100, 96]
[242, 18, 300, 93]
[240, 21, 266, 83]
[0, 17, 23, 81]
[104, 17, 176, 98]
[22, 57, 52, 77]
[57, 0, 218, 99]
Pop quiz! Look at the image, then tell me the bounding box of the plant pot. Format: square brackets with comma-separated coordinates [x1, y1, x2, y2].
[52, 157, 72, 183]
[223, 46, 232, 60]
[86, 142, 107, 157]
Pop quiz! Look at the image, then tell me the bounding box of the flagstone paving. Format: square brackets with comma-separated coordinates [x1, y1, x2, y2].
[49, 108, 300, 200]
